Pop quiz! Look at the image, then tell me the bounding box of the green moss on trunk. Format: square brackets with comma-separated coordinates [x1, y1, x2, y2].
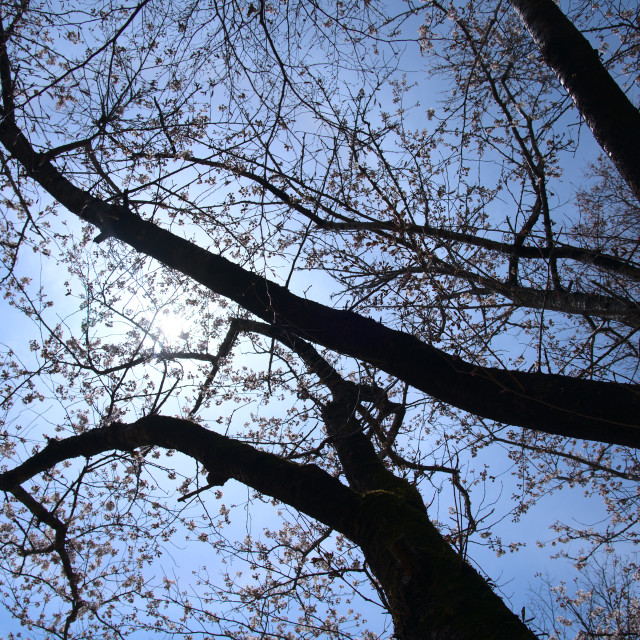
[354, 489, 537, 640]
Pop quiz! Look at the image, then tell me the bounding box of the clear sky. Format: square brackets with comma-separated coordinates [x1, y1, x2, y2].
[0, 1, 638, 638]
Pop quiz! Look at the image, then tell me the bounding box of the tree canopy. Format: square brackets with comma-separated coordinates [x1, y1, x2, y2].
[0, 0, 639, 639]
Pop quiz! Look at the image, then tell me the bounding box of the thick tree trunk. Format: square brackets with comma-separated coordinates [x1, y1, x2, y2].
[354, 488, 536, 640]
[0, 416, 538, 640]
[280, 337, 537, 640]
[509, 0, 640, 202]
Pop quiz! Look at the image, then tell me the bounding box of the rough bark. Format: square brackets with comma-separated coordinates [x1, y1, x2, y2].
[509, 0, 640, 202]
[0, 415, 537, 640]
[353, 489, 537, 640]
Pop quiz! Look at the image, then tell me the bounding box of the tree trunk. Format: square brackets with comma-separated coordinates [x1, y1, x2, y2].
[509, 0, 640, 202]
[355, 487, 537, 640]
[0, 416, 538, 640]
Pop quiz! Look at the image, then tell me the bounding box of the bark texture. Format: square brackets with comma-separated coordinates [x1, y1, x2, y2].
[0, 416, 538, 640]
[509, 0, 640, 201]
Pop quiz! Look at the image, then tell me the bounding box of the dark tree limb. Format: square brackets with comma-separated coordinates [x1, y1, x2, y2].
[364, 265, 640, 327]
[0, 417, 537, 640]
[0, 417, 361, 537]
[0, 112, 638, 446]
[509, 0, 640, 202]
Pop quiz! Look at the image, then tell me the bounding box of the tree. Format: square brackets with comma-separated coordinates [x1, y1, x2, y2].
[507, 0, 640, 201]
[0, 1, 638, 639]
[531, 553, 640, 640]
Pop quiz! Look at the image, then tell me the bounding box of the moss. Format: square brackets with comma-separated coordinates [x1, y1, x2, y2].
[354, 488, 536, 640]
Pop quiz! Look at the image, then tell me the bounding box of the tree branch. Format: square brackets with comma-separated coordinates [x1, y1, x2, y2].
[178, 153, 640, 282]
[0, 94, 638, 447]
[0, 416, 361, 538]
[509, 0, 640, 202]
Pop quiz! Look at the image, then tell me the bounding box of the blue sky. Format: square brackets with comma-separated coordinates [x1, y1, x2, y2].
[0, 0, 638, 637]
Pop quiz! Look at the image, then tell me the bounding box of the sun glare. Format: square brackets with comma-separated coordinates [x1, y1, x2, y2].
[159, 311, 186, 344]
